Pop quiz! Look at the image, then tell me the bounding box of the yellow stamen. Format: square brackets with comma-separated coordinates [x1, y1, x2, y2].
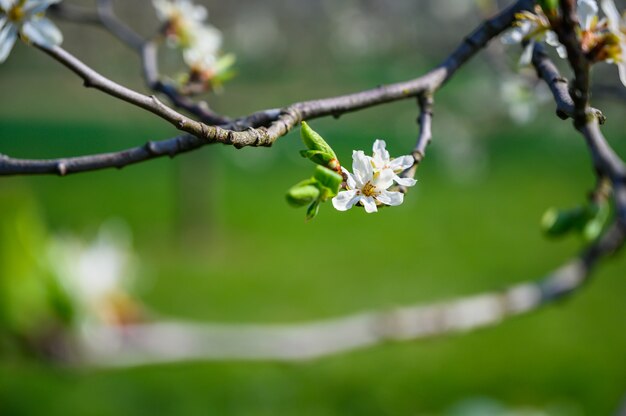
[8, 5, 25, 22]
[361, 182, 377, 197]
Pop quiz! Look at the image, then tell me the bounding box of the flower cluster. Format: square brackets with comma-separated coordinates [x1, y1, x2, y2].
[153, 0, 235, 91]
[332, 140, 416, 214]
[0, 0, 63, 63]
[501, 0, 626, 86]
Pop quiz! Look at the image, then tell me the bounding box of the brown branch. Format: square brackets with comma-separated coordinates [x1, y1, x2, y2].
[554, 0, 592, 125]
[95, 0, 144, 52]
[531, 43, 605, 123]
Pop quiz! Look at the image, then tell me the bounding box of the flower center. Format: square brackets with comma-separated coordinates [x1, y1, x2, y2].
[361, 181, 377, 197]
[7, 5, 25, 22]
[6, 0, 26, 22]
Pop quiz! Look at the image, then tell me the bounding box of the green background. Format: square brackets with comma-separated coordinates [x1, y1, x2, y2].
[1, 1, 626, 414]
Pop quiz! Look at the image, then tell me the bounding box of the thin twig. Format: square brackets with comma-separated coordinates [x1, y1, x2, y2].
[95, 0, 144, 52]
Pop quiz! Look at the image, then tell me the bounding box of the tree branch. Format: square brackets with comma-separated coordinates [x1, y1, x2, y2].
[0, 0, 534, 176]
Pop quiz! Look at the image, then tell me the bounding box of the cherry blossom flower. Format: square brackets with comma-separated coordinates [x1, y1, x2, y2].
[332, 142, 416, 213]
[371, 139, 417, 187]
[0, 0, 63, 63]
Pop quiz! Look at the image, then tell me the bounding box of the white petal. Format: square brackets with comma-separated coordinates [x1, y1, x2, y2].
[577, 0, 598, 31]
[618, 61, 626, 88]
[192, 4, 208, 21]
[545, 31, 560, 47]
[351, 150, 373, 188]
[372, 139, 390, 167]
[0, 16, 6, 31]
[601, 0, 622, 32]
[373, 168, 395, 191]
[376, 190, 404, 207]
[556, 45, 568, 59]
[0, 23, 17, 63]
[341, 167, 357, 190]
[21, 18, 63, 48]
[501, 28, 523, 45]
[502, 22, 532, 45]
[24, 0, 61, 15]
[152, 0, 171, 20]
[361, 196, 378, 213]
[388, 155, 414, 172]
[393, 175, 417, 187]
[331, 190, 360, 211]
[519, 42, 534, 66]
[0, 0, 15, 10]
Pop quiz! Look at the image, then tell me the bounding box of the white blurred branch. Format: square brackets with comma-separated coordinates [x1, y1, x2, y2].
[79, 255, 615, 366]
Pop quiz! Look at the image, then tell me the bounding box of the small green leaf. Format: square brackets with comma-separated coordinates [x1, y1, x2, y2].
[286, 179, 321, 207]
[301, 122, 337, 158]
[583, 202, 610, 242]
[306, 199, 321, 221]
[541, 206, 587, 237]
[300, 150, 337, 166]
[313, 166, 343, 197]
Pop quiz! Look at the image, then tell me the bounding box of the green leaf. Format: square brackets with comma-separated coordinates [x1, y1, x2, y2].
[583, 202, 610, 242]
[306, 199, 321, 221]
[541, 206, 588, 237]
[300, 150, 337, 167]
[313, 166, 343, 198]
[286, 179, 321, 207]
[300, 122, 337, 158]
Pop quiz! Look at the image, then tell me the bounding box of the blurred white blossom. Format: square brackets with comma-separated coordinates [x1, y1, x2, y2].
[0, 0, 63, 63]
[48, 221, 140, 326]
[153, 0, 235, 89]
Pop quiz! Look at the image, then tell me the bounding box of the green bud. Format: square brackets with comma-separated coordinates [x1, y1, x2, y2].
[313, 165, 343, 198]
[301, 122, 337, 158]
[300, 150, 337, 167]
[286, 179, 321, 207]
[306, 199, 321, 221]
[541, 206, 588, 237]
[582, 202, 610, 242]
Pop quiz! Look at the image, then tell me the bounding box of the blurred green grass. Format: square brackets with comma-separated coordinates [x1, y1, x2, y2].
[0, 113, 625, 415]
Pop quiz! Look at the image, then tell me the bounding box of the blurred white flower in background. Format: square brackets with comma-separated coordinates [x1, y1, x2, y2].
[48, 221, 141, 327]
[0, 0, 63, 63]
[153, 0, 209, 49]
[153, 0, 235, 90]
[499, 75, 550, 124]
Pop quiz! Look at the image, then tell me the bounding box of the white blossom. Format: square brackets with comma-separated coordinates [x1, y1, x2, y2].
[48, 222, 138, 325]
[332, 142, 416, 214]
[601, 0, 626, 86]
[0, 0, 63, 63]
[153, 0, 208, 49]
[182, 24, 223, 70]
[501, 1, 600, 66]
[371, 139, 417, 187]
